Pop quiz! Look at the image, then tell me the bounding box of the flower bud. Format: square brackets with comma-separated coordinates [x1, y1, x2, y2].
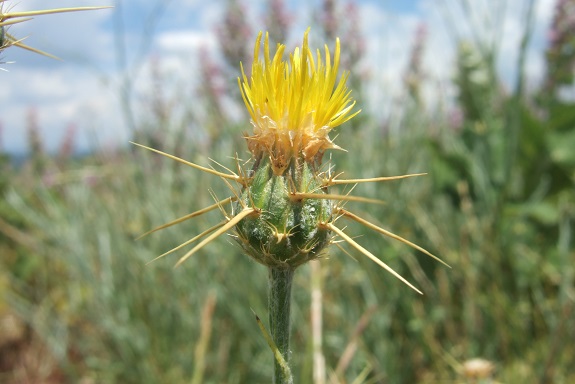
[235, 158, 332, 269]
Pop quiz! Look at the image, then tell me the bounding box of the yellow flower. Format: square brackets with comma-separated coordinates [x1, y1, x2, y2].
[238, 28, 360, 175]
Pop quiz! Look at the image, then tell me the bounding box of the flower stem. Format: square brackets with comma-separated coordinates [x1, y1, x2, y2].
[268, 266, 294, 384]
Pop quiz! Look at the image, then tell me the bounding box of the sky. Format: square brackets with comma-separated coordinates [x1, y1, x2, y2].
[0, 0, 556, 155]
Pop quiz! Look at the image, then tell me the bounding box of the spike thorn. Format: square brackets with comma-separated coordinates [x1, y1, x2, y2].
[324, 222, 422, 294]
[336, 208, 450, 268]
[2, 7, 113, 19]
[325, 173, 427, 186]
[136, 196, 236, 240]
[130, 142, 242, 182]
[175, 208, 258, 267]
[146, 221, 225, 265]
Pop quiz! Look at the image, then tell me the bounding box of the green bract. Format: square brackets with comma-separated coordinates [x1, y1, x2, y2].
[235, 159, 332, 269]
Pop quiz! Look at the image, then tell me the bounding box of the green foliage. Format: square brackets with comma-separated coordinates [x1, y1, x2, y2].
[4, 148, 272, 383]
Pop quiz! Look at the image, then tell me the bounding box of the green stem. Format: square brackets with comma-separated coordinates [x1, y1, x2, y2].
[268, 266, 294, 384]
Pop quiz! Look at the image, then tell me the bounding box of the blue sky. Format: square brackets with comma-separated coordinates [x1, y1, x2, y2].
[1, 0, 555, 154]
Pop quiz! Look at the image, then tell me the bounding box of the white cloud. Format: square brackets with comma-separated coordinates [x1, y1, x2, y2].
[2, 64, 123, 153]
[156, 30, 216, 52]
[356, 2, 424, 116]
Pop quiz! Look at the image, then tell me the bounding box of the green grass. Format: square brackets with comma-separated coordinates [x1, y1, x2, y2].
[2, 103, 572, 382]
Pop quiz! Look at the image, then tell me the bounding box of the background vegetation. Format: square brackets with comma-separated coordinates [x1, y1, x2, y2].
[1, 0, 574, 383]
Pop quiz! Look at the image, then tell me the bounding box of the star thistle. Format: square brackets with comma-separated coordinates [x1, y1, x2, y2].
[135, 28, 447, 291]
[134, 28, 447, 384]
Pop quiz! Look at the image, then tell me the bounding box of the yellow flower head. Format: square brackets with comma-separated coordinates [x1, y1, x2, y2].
[238, 28, 360, 175]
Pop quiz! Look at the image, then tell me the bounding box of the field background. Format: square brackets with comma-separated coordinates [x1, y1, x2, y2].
[1, 0, 574, 383]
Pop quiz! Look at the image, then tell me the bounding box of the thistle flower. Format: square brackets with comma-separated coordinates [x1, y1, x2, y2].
[137, 29, 445, 286]
[135, 28, 446, 383]
[0, 1, 111, 63]
[238, 30, 357, 175]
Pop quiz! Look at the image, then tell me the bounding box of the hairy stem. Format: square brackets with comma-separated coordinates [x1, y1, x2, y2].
[268, 266, 294, 384]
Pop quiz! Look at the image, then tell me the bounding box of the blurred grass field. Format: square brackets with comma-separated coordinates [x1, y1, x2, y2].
[1, 0, 574, 383]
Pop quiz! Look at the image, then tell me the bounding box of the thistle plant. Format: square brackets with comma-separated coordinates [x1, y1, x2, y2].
[134, 28, 447, 383]
[0, 1, 110, 63]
